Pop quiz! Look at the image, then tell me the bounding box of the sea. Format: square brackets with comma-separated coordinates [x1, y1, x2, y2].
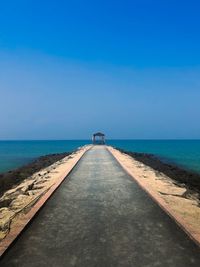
[0, 140, 200, 174]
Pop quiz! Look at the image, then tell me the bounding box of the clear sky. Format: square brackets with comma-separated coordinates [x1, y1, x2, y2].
[0, 0, 200, 139]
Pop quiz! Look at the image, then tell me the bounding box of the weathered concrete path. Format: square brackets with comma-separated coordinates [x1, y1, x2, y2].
[0, 146, 200, 266]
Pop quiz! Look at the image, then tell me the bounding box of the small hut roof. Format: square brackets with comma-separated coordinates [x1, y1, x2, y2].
[93, 132, 105, 137]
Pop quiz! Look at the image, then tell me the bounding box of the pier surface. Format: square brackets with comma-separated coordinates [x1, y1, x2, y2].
[0, 146, 200, 266]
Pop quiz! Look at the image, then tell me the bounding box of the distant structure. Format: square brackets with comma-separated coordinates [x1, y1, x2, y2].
[92, 132, 105, 145]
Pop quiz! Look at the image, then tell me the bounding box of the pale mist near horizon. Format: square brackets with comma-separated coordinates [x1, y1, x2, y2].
[1, 52, 200, 140]
[0, 1, 200, 140]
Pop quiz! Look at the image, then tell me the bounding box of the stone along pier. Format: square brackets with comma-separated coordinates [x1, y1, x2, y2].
[0, 146, 200, 266]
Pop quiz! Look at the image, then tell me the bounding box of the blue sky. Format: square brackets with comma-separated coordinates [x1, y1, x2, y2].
[0, 0, 200, 139]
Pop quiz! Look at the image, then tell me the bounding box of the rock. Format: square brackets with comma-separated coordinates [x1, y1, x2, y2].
[0, 208, 15, 240]
[10, 195, 35, 211]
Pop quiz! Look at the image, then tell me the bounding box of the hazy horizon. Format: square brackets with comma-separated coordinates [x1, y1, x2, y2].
[1, 138, 200, 141]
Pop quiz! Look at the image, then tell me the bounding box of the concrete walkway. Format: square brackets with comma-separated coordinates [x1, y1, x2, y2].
[0, 146, 200, 267]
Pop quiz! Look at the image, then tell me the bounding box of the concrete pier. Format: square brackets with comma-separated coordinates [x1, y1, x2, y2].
[0, 146, 200, 266]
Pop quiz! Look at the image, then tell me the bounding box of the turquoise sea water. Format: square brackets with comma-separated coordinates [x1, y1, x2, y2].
[0, 140, 200, 174]
[108, 140, 200, 173]
[0, 140, 90, 173]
